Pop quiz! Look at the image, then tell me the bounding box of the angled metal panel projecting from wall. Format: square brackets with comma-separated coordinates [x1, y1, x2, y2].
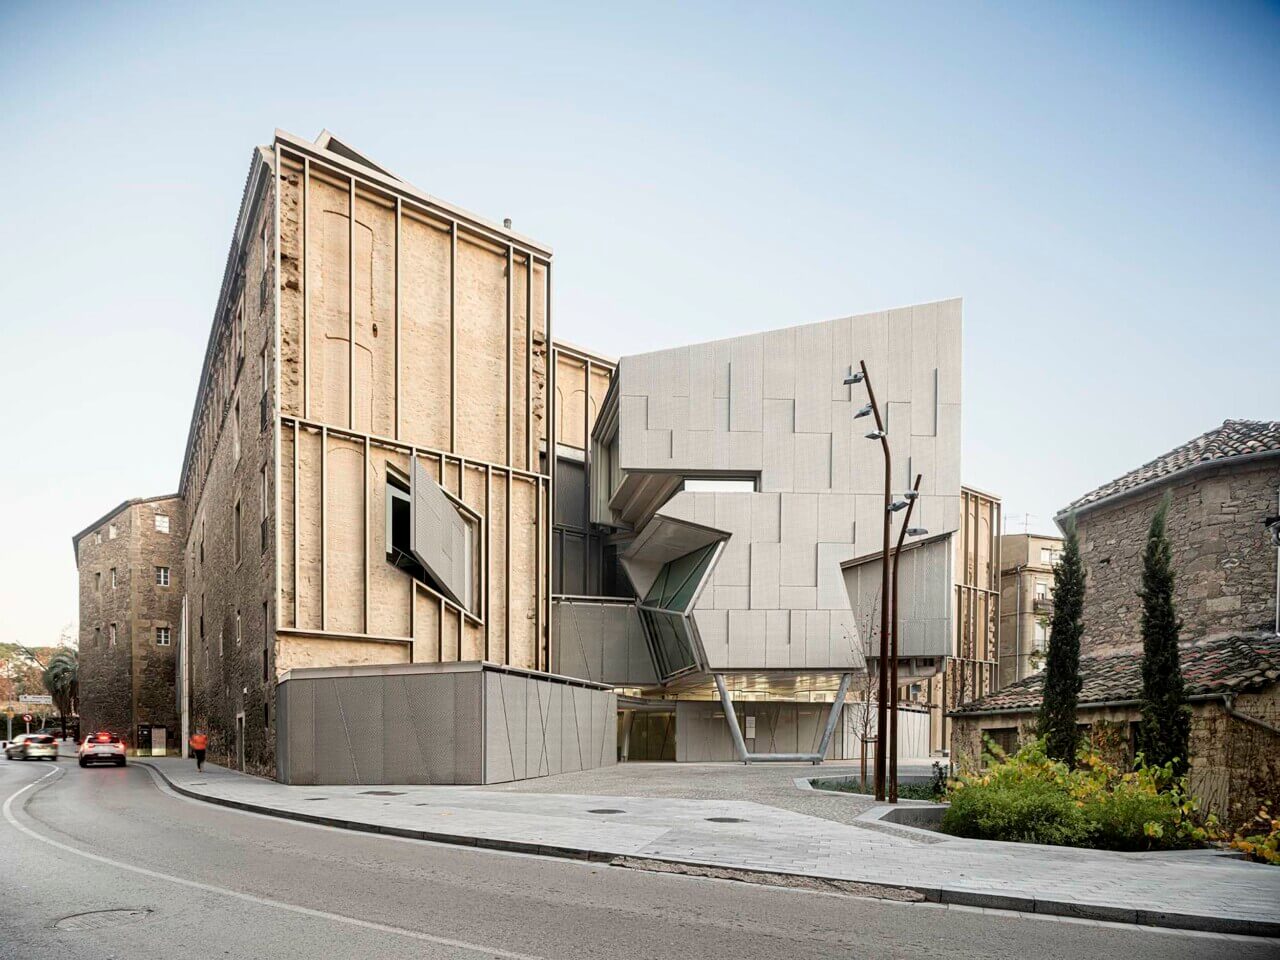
[410, 456, 469, 607]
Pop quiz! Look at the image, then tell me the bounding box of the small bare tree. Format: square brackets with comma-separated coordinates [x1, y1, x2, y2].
[844, 589, 881, 789]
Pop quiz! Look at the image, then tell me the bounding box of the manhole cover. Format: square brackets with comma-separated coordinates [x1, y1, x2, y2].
[360, 790, 404, 796]
[56, 909, 151, 932]
[705, 817, 747, 823]
[588, 808, 626, 815]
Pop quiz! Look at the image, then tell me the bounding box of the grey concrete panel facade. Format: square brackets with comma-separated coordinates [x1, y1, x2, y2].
[608, 301, 963, 673]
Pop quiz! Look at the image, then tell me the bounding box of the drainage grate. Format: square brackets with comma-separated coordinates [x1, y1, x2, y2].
[705, 817, 748, 823]
[360, 790, 405, 796]
[587, 808, 626, 815]
[56, 909, 151, 932]
[303, 797, 328, 801]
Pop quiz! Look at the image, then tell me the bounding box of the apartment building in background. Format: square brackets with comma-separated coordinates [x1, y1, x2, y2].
[997, 532, 1063, 685]
[72, 495, 184, 752]
[76, 130, 986, 781]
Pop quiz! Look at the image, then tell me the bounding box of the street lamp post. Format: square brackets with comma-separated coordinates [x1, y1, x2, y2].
[889, 473, 926, 803]
[845, 361, 891, 801]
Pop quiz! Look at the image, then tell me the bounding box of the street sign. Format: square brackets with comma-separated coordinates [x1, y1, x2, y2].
[22, 714, 33, 723]
[19, 694, 53, 704]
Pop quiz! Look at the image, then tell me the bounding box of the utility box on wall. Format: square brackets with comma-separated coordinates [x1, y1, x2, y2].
[276, 661, 616, 785]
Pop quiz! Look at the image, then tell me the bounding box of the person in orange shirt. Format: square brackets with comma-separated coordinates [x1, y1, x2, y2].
[189, 732, 208, 772]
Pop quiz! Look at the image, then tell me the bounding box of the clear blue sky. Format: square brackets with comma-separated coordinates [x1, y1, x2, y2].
[1, 2, 1276, 648]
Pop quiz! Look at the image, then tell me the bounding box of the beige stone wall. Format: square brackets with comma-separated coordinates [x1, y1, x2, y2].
[555, 350, 614, 450]
[273, 149, 551, 681]
[1075, 461, 1279, 653]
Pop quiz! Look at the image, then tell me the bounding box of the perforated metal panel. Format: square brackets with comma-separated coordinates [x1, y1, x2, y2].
[410, 457, 469, 607]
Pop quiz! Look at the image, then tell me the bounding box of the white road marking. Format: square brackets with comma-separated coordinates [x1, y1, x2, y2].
[3, 766, 545, 960]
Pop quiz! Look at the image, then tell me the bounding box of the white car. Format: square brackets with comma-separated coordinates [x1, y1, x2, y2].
[4, 733, 58, 761]
[78, 732, 127, 767]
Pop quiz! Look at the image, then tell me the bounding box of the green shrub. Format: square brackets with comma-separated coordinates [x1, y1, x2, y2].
[940, 737, 1213, 851]
[941, 776, 1091, 846]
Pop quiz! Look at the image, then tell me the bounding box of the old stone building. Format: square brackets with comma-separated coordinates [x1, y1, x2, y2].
[1063, 419, 1280, 654]
[72, 495, 184, 752]
[951, 631, 1280, 828]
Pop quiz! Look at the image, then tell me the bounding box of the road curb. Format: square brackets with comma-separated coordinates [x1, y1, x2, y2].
[134, 762, 1279, 939]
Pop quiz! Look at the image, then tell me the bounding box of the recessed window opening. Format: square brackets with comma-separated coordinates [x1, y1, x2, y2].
[680, 477, 757, 494]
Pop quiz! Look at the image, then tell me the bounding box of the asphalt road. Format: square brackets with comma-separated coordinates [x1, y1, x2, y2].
[1, 757, 1275, 960]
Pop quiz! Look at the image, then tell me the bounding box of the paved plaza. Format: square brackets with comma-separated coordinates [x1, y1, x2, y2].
[138, 757, 1280, 938]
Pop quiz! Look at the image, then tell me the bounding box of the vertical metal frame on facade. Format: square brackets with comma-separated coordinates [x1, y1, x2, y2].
[292, 421, 300, 628]
[484, 464, 492, 661]
[394, 198, 401, 440]
[506, 245, 514, 466]
[348, 176, 356, 430]
[450, 222, 457, 453]
[545, 264, 555, 668]
[363, 435, 370, 633]
[504, 467, 512, 665]
[524, 252, 533, 473]
[320, 425, 328, 630]
[272, 143, 283, 684]
[301, 157, 310, 419]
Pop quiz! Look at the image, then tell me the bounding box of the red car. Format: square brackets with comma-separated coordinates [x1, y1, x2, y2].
[78, 732, 127, 767]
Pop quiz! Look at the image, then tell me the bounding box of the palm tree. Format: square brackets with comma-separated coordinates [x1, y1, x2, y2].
[43, 649, 78, 741]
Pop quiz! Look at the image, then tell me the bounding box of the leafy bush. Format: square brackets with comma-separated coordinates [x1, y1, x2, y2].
[1230, 808, 1280, 865]
[940, 738, 1214, 851]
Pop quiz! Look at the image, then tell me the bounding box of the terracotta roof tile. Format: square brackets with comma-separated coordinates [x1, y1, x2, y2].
[953, 631, 1280, 715]
[1060, 419, 1280, 516]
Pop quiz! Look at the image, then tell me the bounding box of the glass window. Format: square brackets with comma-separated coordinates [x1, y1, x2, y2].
[108, 623, 117, 646]
[155, 566, 170, 587]
[156, 626, 171, 646]
[1033, 620, 1048, 650]
[643, 542, 717, 612]
[1034, 580, 1048, 600]
[108, 524, 118, 540]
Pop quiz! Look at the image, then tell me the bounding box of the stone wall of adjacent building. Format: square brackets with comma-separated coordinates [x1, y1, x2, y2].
[129, 498, 185, 744]
[1073, 460, 1279, 653]
[76, 496, 184, 746]
[950, 686, 1280, 830]
[77, 511, 136, 737]
[183, 157, 278, 776]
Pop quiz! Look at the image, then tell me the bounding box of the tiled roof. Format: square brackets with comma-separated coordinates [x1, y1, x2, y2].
[1060, 420, 1280, 516]
[952, 631, 1280, 715]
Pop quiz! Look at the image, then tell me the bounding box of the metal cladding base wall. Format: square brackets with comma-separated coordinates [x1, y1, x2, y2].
[276, 662, 615, 785]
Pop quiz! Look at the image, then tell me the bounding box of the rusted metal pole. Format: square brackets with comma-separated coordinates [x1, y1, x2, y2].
[889, 472, 922, 803]
[859, 360, 892, 802]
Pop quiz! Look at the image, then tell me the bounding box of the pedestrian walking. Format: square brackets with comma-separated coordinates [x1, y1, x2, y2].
[190, 731, 208, 772]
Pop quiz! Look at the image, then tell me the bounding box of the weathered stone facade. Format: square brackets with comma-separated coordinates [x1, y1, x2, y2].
[182, 152, 278, 776]
[1073, 460, 1279, 654]
[74, 496, 185, 748]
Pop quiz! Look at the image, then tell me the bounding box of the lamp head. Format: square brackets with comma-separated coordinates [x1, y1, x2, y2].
[903, 490, 919, 501]
[865, 430, 885, 440]
[853, 402, 873, 419]
[843, 371, 865, 385]
[888, 501, 909, 513]
[906, 527, 929, 537]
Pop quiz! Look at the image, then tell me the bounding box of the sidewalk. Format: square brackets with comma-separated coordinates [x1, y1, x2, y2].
[138, 758, 1280, 938]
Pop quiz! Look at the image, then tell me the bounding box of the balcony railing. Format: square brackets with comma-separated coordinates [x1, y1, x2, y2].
[1033, 597, 1054, 615]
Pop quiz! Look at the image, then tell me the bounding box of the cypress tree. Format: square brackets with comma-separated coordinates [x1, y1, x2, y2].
[1038, 518, 1085, 764]
[1136, 494, 1190, 775]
